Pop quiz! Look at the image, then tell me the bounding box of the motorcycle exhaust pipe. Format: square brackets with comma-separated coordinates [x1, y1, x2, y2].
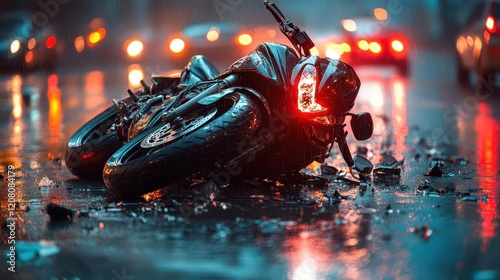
[162, 74, 239, 122]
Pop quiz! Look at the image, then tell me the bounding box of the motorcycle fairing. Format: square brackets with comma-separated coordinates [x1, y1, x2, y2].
[220, 42, 299, 92]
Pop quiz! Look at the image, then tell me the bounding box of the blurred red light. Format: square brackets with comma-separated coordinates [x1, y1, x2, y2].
[46, 35, 56, 49]
[391, 39, 404, 52]
[486, 15, 497, 33]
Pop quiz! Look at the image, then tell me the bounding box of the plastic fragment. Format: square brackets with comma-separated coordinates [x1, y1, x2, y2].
[38, 175, 55, 187]
[46, 203, 74, 221]
[411, 225, 433, 239]
[424, 160, 444, 177]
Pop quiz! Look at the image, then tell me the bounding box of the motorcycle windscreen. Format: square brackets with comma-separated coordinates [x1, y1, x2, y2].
[221, 42, 300, 91]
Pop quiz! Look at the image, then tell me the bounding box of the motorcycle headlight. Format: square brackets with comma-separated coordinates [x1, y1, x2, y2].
[297, 64, 327, 114]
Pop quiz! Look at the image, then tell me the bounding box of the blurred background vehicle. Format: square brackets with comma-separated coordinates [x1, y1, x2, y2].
[0, 10, 59, 73]
[339, 15, 411, 76]
[455, 0, 500, 87]
[165, 21, 253, 69]
[306, 30, 351, 62]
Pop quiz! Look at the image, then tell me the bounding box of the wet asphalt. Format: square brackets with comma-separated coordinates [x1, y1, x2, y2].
[1, 48, 500, 280]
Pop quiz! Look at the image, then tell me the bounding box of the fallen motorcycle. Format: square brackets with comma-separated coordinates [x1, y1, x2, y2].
[67, 1, 374, 197]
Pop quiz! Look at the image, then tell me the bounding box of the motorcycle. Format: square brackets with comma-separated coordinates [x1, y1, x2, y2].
[66, 1, 374, 197]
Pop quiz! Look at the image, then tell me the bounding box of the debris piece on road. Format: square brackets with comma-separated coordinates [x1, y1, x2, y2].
[461, 196, 479, 202]
[46, 203, 75, 221]
[410, 225, 433, 239]
[385, 204, 393, 214]
[374, 167, 401, 178]
[353, 154, 373, 175]
[424, 160, 444, 177]
[399, 184, 409, 190]
[16, 203, 30, 211]
[190, 180, 220, 201]
[356, 145, 369, 156]
[77, 210, 89, 217]
[38, 175, 55, 187]
[448, 156, 469, 165]
[48, 152, 62, 165]
[30, 161, 40, 169]
[320, 165, 338, 176]
[330, 189, 349, 202]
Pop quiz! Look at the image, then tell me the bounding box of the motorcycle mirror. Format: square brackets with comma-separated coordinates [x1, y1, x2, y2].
[353, 154, 373, 175]
[350, 112, 373, 141]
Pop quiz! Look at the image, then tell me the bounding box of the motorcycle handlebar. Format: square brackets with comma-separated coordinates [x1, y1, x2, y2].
[263, 1, 287, 26]
[263, 1, 314, 57]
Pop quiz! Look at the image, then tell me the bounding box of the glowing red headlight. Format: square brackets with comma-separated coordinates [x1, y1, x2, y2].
[297, 64, 327, 113]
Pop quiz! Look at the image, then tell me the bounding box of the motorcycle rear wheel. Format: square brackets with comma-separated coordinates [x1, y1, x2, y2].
[65, 98, 129, 179]
[102, 91, 262, 197]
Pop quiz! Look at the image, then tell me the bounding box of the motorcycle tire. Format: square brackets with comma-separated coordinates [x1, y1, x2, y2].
[65, 98, 130, 179]
[102, 90, 262, 197]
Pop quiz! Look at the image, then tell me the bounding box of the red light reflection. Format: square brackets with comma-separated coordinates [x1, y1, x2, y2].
[392, 78, 408, 159]
[47, 74, 62, 144]
[84, 71, 107, 112]
[474, 101, 499, 253]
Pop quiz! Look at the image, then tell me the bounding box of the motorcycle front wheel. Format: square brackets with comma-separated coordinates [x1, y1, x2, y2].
[102, 90, 262, 197]
[65, 98, 130, 179]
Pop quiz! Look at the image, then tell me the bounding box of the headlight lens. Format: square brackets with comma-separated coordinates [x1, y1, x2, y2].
[297, 64, 327, 113]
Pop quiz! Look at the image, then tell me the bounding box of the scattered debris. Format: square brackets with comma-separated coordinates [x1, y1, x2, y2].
[424, 160, 445, 177]
[385, 204, 393, 214]
[374, 167, 401, 178]
[356, 146, 369, 156]
[414, 153, 421, 161]
[77, 210, 89, 217]
[38, 176, 55, 187]
[330, 189, 348, 202]
[16, 203, 30, 212]
[48, 152, 62, 165]
[416, 179, 433, 194]
[46, 203, 74, 221]
[189, 180, 220, 201]
[353, 154, 373, 175]
[30, 161, 40, 169]
[320, 165, 338, 176]
[461, 196, 479, 202]
[447, 156, 469, 165]
[399, 184, 409, 190]
[410, 225, 433, 239]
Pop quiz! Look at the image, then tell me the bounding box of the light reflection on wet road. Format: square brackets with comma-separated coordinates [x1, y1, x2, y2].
[1, 49, 500, 280]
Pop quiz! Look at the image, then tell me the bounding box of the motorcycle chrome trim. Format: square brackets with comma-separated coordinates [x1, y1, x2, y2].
[140, 108, 217, 148]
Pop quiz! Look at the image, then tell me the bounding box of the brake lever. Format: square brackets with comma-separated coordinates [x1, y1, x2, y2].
[264, 2, 299, 33]
[263, 1, 286, 24]
[264, 0, 314, 57]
